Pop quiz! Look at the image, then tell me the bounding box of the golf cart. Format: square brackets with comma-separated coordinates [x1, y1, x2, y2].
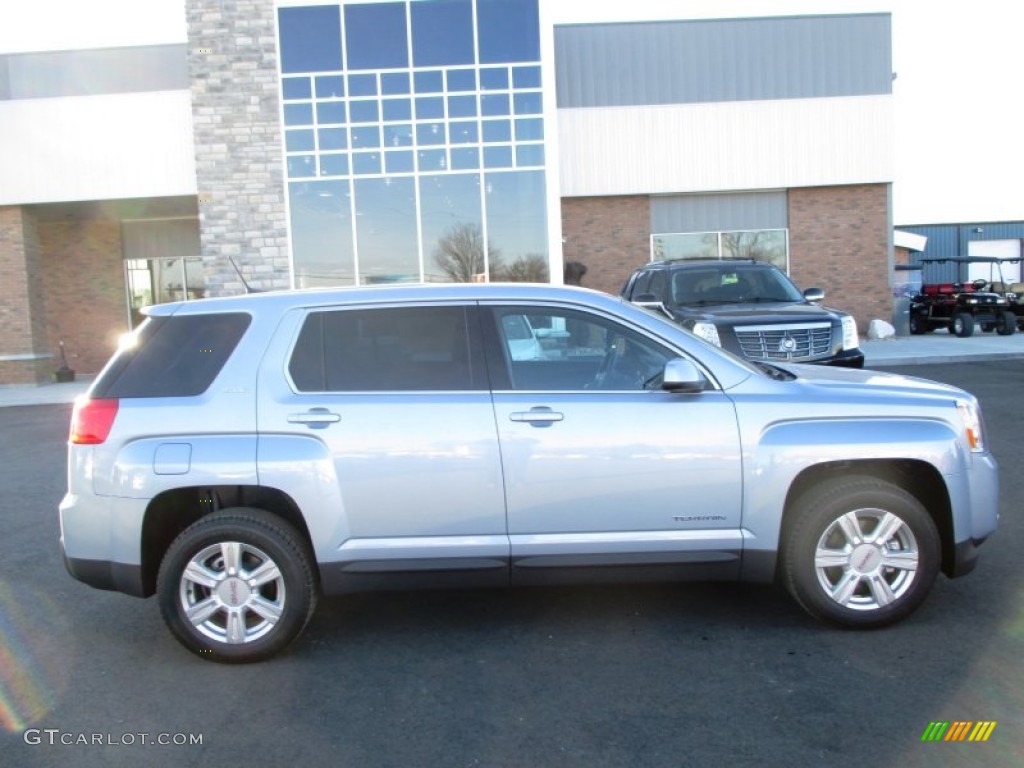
[909, 256, 1016, 337]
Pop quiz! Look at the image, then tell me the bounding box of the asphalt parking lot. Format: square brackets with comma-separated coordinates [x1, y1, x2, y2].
[1, 358, 1021, 768]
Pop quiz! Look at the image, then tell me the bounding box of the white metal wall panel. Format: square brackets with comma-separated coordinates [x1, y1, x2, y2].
[557, 95, 893, 197]
[0, 91, 196, 205]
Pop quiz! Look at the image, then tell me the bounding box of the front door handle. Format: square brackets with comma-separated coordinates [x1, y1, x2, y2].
[288, 408, 341, 428]
[510, 406, 564, 427]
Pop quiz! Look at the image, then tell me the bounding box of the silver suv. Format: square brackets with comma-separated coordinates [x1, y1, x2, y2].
[60, 284, 999, 663]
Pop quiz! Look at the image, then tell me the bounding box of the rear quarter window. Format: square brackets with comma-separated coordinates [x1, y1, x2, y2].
[92, 313, 251, 398]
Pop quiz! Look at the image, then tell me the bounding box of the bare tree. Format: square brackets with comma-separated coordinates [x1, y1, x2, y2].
[497, 254, 550, 283]
[432, 223, 501, 282]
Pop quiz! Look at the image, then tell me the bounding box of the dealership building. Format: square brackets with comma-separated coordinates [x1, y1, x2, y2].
[0, 0, 896, 383]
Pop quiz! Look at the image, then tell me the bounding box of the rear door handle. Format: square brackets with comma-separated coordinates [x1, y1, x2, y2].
[510, 407, 564, 426]
[288, 408, 341, 428]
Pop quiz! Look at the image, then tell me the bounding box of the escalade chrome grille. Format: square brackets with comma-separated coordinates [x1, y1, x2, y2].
[735, 323, 833, 362]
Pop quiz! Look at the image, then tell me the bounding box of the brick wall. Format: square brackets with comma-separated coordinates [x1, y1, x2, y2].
[0, 206, 51, 384]
[560, 196, 651, 295]
[788, 185, 891, 330]
[188, 0, 290, 296]
[38, 219, 127, 375]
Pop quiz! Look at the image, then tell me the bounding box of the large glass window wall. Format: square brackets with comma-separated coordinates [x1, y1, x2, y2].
[278, 0, 549, 287]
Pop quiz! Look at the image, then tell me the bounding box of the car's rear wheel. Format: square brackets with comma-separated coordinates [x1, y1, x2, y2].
[908, 314, 930, 335]
[781, 476, 940, 628]
[157, 508, 318, 663]
[997, 310, 1016, 335]
[953, 312, 974, 337]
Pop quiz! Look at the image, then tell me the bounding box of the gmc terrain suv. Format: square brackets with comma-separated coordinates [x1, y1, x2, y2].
[622, 259, 864, 367]
[61, 284, 998, 663]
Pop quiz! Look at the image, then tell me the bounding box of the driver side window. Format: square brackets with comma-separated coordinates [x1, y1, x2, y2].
[487, 307, 675, 391]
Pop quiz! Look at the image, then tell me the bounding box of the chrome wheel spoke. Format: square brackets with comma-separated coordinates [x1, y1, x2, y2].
[815, 547, 849, 569]
[836, 512, 864, 546]
[183, 561, 222, 589]
[224, 606, 247, 644]
[879, 549, 918, 572]
[246, 560, 282, 588]
[865, 573, 897, 606]
[186, 596, 222, 626]
[248, 595, 283, 623]
[830, 570, 863, 606]
[869, 512, 904, 546]
[220, 541, 242, 575]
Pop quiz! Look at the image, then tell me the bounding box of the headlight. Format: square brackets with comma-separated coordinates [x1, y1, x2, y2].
[841, 315, 859, 350]
[691, 322, 721, 347]
[957, 399, 985, 452]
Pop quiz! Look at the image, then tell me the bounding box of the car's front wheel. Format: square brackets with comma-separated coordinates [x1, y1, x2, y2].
[997, 310, 1016, 336]
[781, 476, 940, 628]
[157, 508, 318, 663]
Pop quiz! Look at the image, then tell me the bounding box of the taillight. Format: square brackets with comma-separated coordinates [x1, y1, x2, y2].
[70, 398, 119, 445]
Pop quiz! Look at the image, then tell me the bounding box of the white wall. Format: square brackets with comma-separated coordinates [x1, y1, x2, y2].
[0, 91, 197, 204]
[558, 95, 893, 197]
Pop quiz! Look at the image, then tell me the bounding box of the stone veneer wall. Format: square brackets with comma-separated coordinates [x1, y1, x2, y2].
[0, 207, 51, 383]
[188, 0, 290, 296]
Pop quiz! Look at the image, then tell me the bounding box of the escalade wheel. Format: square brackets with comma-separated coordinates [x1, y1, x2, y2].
[157, 508, 318, 663]
[781, 477, 940, 628]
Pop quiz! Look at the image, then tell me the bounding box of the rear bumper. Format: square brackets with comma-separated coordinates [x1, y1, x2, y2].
[61, 546, 146, 597]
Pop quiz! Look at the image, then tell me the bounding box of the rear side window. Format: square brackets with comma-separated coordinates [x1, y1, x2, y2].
[93, 313, 251, 398]
[288, 305, 484, 392]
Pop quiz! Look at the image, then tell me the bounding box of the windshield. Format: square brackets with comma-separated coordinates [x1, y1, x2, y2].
[670, 266, 805, 306]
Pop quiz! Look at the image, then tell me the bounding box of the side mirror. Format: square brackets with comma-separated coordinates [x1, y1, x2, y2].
[803, 287, 825, 303]
[661, 358, 708, 393]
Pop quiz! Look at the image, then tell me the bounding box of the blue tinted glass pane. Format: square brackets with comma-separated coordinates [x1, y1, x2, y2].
[284, 103, 314, 126]
[286, 129, 315, 152]
[447, 69, 476, 92]
[420, 173, 482, 282]
[345, 3, 408, 70]
[482, 119, 512, 142]
[480, 68, 508, 90]
[415, 96, 444, 119]
[485, 170, 548, 265]
[290, 180, 355, 288]
[316, 102, 346, 124]
[411, 0, 474, 67]
[315, 76, 344, 98]
[449, 121, 478, 144]
[516, 144, 544, 167]
[478, 0, 540, 64]
[512, 65, 541, 88]
[448, 95, 476, 118]
[351, 126, 381, 149]
[348, 74, 377, 97]
[451, 147, 479, 170]
[320, 154, 350, 176]
[283, 77, 312, 100]
[513, 91, 542, 115]
[381, 72, 410, 95]
[418, 149, 447, 171]
[352, 152, 382, 175]
[416, 123, 445, 146]
[385, 151, 415, 173]
[382, 98, 412, 121]
[354, 176, 418, 282]
[481, 93, 510, 116]
[483, 146, 513, 168]
[279, 6, 342, 74]
[414, 70, 443, 93]
[515, 117, 543, 140]
[383, 124, 413, 147]
[319, 127, 348, 150]
[349, 101, 379, 123]
[288, 155, 316, 178]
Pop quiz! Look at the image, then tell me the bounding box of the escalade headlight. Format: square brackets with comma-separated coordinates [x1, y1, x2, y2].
[691, 322, 722, 347]
[957, 399, 985, 452]
[841, 315, 859, 350]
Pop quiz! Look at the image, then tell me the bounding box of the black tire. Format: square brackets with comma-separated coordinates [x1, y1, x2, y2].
[997, 310, 1016, 336]
[157, 508, 318, 663]
[908, 314, 930, 335]
[952, 312, 974, 338]
[780, 476, 940, 628]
